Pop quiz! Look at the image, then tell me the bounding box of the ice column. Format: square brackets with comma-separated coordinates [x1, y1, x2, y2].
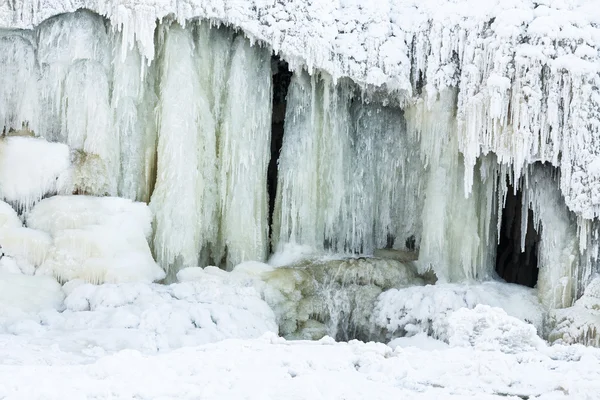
[272, 72, 352, 253]
[111, 32, 158, 203]
[36, 10, 116, 196]
[525, 165, 578, 308]
[218, 36, 272, 270]
[150, 24, 217, 276]
[407, 90, 497, 282]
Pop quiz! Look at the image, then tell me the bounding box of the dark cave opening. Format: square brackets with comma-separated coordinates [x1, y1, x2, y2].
[268, 56, 292, 250]
[495, 184, 540, 288]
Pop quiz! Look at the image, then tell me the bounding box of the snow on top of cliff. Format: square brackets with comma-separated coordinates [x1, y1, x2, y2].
[0, 0, 597, 87]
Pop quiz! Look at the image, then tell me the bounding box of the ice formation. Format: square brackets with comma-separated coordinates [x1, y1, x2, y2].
[1, 0, 600, 346]
[26, 196, 164, 284]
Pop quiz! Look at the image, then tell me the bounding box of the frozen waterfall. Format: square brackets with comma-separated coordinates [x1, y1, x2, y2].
[0, 2, 600, 345]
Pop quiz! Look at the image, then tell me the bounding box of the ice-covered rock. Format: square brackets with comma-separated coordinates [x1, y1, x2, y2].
[0, 136, 72, 210]
[548, 277, 600, 346]
[26, 196, 164, 284]
[447, 305, 545, 354]
[0, 272, 64, 318]
[373, 282, 546, 341]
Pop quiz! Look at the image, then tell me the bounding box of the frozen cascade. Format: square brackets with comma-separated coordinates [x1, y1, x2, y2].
[150, 21, 272, 275]
[260, 257, 423, 341]
[150, 23, 217, 276]
[218, 34, 272, 271]
[0, 5, 599, 345]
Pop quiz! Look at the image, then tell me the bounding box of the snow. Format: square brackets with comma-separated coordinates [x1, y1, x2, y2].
[0, 136, 72, 211]
[1, 306, 600, 399]
[0, 272, 64, 315]
[374, 281, 546, 341]
[26, 196, 164, 284]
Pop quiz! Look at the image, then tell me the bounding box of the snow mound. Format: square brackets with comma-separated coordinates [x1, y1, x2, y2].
[0, 277, 277, 354]
[0, 136, 72, 210]
[447, 305, 545, 354]
[373, 282, 545, 340]
[0, 200, 20, 228]
[0, 227, 51, 273]
[27, 196, 164, 284]
[0, 272, 64, 319]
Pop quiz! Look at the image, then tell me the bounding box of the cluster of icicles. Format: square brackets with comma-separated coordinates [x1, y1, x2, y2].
[0, 10, 596, 310]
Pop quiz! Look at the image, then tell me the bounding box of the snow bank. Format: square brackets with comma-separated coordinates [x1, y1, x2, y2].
[447, 305, 545, 354]
[0, 277, 276, 354]
[373, 282, 546, 341]
[0, 272, 64, 319]
[1, 330, 600, 399]
[26, 196, 164, 284]
[0, 200, 20, 228]
[0, 136, 72, 210]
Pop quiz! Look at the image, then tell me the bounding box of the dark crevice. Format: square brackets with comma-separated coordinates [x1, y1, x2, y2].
[495, 183, 540, 288]
[268, 56, 291, 251]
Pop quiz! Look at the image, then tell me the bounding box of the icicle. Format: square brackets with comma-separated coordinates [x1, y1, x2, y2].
[111, 31, 158, 202]
[149, 23, 217, 277]
[525, 165, 579, 308]
[218, 35, 272, 270]
[0, 32, 38, 134]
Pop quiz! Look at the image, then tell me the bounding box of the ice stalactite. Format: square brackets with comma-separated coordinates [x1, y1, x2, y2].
[272, 71, 352, 253]
[407, 90, 498, 282]
[0, 31, 37, 135]
[37, 11, 117, 197]
[217, 35, 272, 270]
[150, 23, 217, 277]
[111, 31, 158, 203]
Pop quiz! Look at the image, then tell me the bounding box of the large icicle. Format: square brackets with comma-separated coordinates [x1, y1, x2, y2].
[524, 165, 579, 309]
[406, 90, 497, 282]
[111, 31, 158, 203]
[36, 10, 117, 196]
[272, 71, 352, 254]
[218, 35, 272, 270]
[150, 23, 217, 277]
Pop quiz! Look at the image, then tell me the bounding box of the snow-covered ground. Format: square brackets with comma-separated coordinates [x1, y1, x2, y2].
[2, 305, 600, 399]
[0, 264, 599, 399]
